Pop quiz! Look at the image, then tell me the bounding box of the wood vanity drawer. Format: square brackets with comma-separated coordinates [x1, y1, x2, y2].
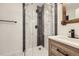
[49, 39, 79, 56]
[50, 45, 65, 56]
[49, 40, 67, 56]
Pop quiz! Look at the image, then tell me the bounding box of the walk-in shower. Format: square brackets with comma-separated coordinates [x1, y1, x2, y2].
[25, 3, 53, 56]
[0, 3, 54, 56]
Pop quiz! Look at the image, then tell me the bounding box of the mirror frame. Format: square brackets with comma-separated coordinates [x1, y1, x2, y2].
[61, 3, 79, 25]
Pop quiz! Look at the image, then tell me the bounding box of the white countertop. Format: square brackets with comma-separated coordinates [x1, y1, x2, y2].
[48, 35, 79, 49]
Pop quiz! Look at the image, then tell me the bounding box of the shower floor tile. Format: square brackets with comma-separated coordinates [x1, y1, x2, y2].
[25, 46, 48, 56]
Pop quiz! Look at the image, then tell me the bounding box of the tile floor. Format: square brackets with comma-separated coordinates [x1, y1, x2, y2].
[25, 46, 48, 56]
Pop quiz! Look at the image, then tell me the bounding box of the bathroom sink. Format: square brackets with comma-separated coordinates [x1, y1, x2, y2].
[48, 35, 79, 49]
[67, 36, 79, 39]
[56, 35, 79, 40]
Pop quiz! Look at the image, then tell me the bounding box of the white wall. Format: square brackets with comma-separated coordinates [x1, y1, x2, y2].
[58, 4, 79, 38]
[0, 3, 23, 55]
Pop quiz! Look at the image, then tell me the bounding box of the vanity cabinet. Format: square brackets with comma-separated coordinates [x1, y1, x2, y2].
[49, 39, 79, 56]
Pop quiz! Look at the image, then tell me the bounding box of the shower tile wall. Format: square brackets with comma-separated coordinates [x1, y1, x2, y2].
[26, 4, 37, 50]
[25, 3, 53, 55]
[44, 4, 53, 49]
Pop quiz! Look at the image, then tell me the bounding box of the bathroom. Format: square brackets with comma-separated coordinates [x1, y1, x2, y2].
[0, 3, 79, 56]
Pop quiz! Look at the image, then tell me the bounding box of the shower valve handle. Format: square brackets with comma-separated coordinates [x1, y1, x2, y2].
[35, 25, 38, 29]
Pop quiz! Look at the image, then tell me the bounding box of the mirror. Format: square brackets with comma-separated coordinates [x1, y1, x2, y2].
[61, 3, 79, 25]
[67, 3, 79, 20]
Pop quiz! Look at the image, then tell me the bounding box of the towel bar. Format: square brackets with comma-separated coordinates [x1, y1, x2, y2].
[0, 20, 17, 23]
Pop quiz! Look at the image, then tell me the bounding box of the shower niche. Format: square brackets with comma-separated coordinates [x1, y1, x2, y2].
[36, 5, 44, 47]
